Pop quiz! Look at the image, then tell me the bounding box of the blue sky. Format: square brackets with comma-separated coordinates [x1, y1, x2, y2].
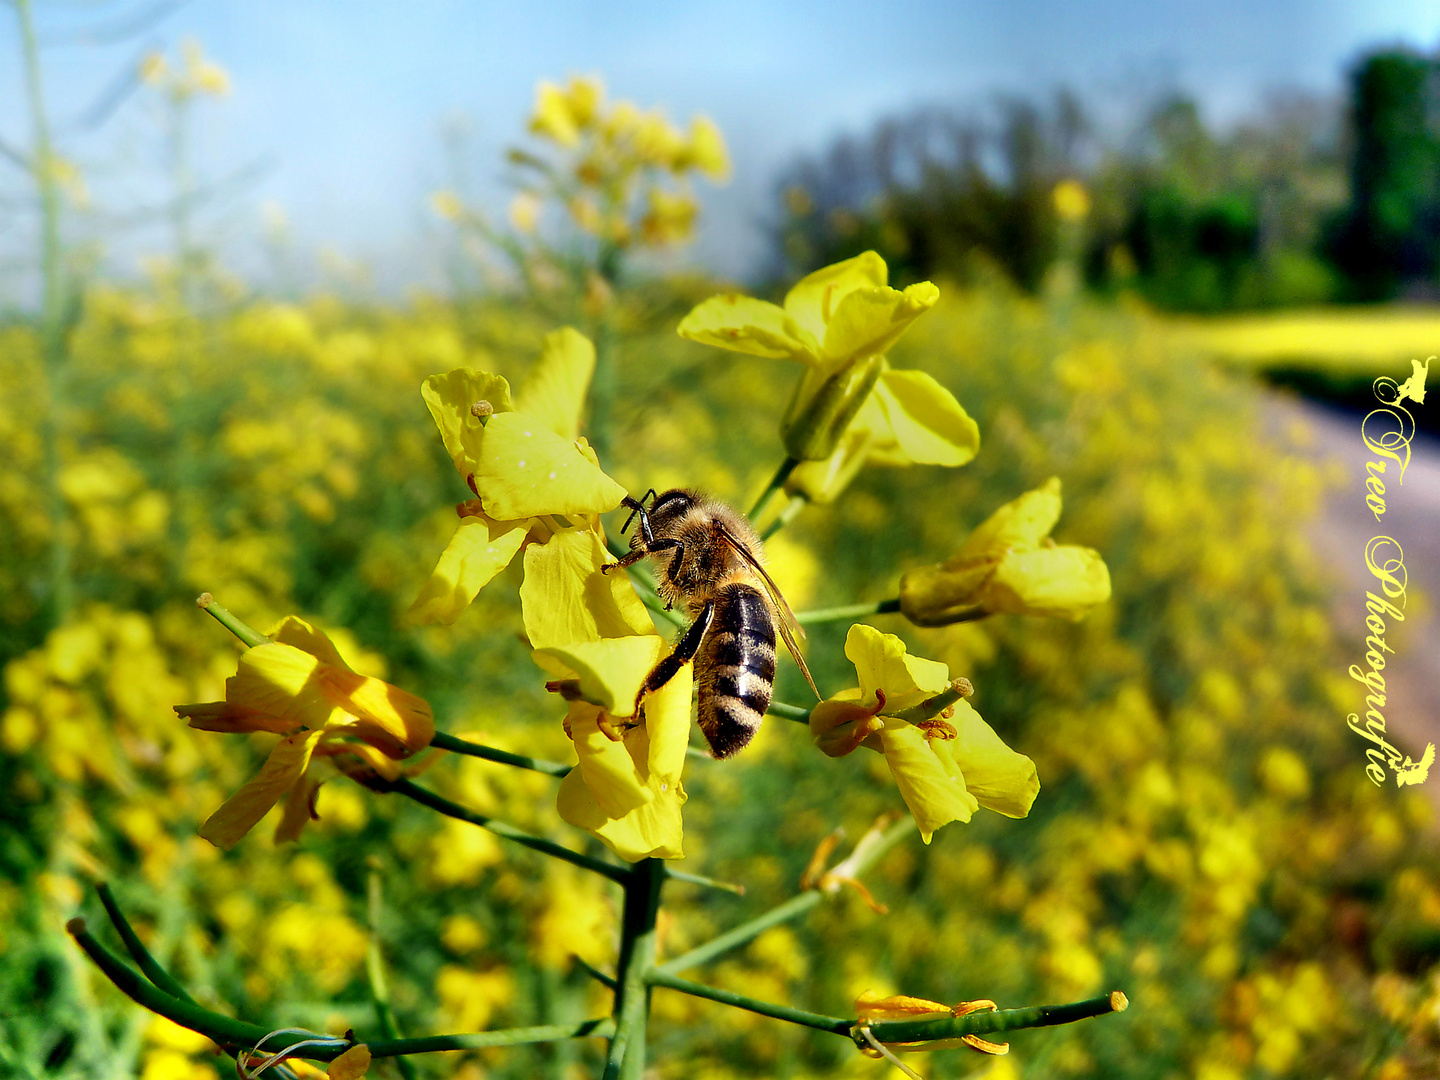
[3, 0, 1440, 293]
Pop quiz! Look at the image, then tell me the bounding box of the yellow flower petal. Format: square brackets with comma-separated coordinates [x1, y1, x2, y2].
[268, 615, 351, 670]
[174, 700, 297, 735]
[782, 250, 888, 347]
[676, 295, 814, 362]
[809, 688, 885, 757]
[223, 643, 337, 730]
[530, 80, 581, 146]
[473, 412, 626, 520]
[979, 545, 1112, 620]
[520, 529, 655, 651]
[959, 477, 1062, 560]
[199, 730, 324, 849]
[872, 368, 980, 467]
[855, 990, 953, 1022]
[563, 703, 651, 819]
[844, 624, 951, 715]
[556, 665, 693, 862]
[320, 666, 434, 756]
[556, 721, 687, 862]
[273, 762, 323, 843]
[515, 328, 595, 442]
[819, 281, 939, 374]
[422, 369, 514, 479]
[643, 660, 693, 783]
[407, 514, 530, 625]
[533, 637, 668, 717]
[878, 725, 978, 843]
[326, 1043, 371, 1079]
[686, 115, 730, 181]
[947, 700, 1039, 818]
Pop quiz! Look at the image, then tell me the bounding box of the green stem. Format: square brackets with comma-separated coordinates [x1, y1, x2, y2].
[385, 778, 628, 884]
[766, 701, 812, 724]
[647, 971, 849, 1034]
[865, 991, 1129, 1045]
[367, 1021, 614, 1056]
[662, 867, 746, 895]
[196, 594, 269, 648]
[759, 493, 808, 541]
[795, 598, 901, 626]
[657, 818, 913, 976]
[70, 916, 615, 1060]
[17, 0, 72, 628]
[748, 457, 801, 521]
[366, 870, 418, 1080]
[607, 858, 664, 1080]
[69, 919, 291, 1048]
[574, 956, 618, 991]
[430, 731, 572, 778]
[94, 884, 195, 1003]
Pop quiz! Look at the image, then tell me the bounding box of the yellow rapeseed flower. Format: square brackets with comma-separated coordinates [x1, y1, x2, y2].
[175, 617, 434, 848]
[899, 477, 1111, 625]
[678, 252, 976, 462]
[408, 328, 627, 624]
[518, 526, 690, 861]
[639, 188, 698, 246]
[808, 625, 1038, 843]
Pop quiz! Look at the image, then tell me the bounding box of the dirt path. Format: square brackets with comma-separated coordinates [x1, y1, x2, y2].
[1277, 391, 1439, 789]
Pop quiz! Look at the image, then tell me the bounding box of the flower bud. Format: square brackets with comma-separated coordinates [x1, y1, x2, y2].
[780, 353, 885, 461]
[899, 478, 1111, 625]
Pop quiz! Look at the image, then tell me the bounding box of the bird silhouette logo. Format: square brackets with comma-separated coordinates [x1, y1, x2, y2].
[1395, 743, 1435, 787]
[1396, 357, 1430, 405]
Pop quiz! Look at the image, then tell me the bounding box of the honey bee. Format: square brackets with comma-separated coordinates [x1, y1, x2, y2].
[603, 488, 819, 758]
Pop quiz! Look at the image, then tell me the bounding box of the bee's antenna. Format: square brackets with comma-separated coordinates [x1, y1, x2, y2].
[621, 489, 656, 535]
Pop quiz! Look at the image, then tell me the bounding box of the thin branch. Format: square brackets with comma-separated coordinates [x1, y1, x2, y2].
[68, 919, 290, 1048]
[647, 970, 850, 1034]
[865, 991, 1130, 1044]
[365, 870, 418, 1080]
[0, 136, 31, 171]
[656, 818, 914, 976]
[573, 956, 618, 991]
[40, 0, 191, 46]
[196, 592, 268, 647]
[68, 917, 615, 1060]
[430, 731, 572, 778]
[766, 700, 812, 724]
[383, 777, 629, 884]
[662, 867, 746, 896]
[60, 49, 146, 133]
[795, 598, 902, 626]
[748, 457, 801, 521]
[365, 1020, 615, 1056]
[759, 492, 807, 541]
[94, 882, 195, 1003]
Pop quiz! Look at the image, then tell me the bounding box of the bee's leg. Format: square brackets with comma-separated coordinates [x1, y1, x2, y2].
[601, 537, 682, 574]
[621, 495, 657, 545]
[633, 599, 715, 715]
[621, 491, 657, 537]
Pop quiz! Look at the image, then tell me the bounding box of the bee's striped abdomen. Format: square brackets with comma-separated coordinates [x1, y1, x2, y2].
[697, 583, 776, 758]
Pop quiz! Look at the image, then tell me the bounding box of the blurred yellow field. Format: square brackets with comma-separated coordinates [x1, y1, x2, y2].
[1169, 306, 1440, 372]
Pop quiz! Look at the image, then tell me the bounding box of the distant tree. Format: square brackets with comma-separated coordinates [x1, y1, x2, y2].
[770, 88, 1346, 311]
[1326, 49, 1440, 300]
[769, 93, 1090, 291]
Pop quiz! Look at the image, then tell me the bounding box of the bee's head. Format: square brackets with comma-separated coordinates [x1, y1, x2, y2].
[621, 487, 698, 541]
[647, 489, 697, 528]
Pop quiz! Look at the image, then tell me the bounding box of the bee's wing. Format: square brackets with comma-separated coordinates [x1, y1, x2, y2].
[714, 519, 822, 701]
